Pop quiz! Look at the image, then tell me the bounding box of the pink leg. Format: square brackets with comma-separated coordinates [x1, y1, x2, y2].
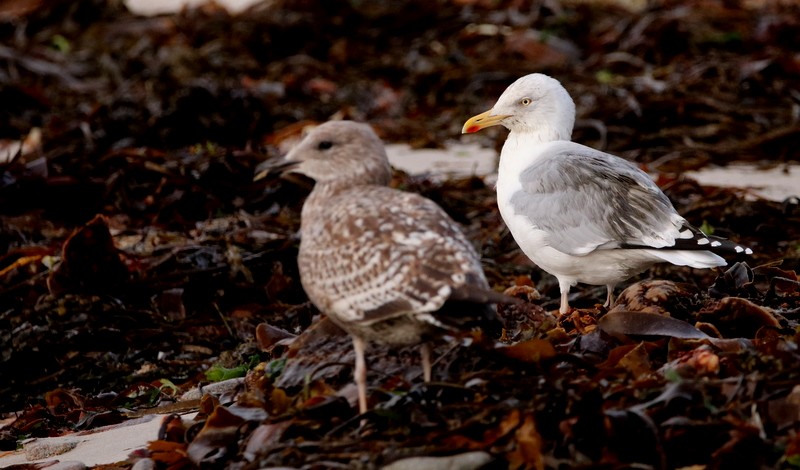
[559, 289, 570, 315]
[420, 342, 432, 382]
[604, 284, 616, 308]
[352, 336, 368, 414]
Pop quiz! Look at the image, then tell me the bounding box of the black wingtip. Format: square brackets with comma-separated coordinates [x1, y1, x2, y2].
[679, 224, 754, 256]
[623, 223, 753, 256]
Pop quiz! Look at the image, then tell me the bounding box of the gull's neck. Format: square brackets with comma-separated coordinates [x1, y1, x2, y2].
[498, 130, 568, 176]
[496, 79, 576, 178]
[304, 178, 359, 210]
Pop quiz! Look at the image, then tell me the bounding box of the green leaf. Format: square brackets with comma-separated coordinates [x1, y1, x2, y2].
[595, 70, 614, 85]
[205, 364, 248, 382]
[266, 358, 286, 378]
[158, 378, 179, 395]
[699, 220, 715, 236]
[51, 34, 71, 53]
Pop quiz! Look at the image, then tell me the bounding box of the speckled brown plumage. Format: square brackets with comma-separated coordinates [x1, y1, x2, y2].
[281, 120, 503, 413]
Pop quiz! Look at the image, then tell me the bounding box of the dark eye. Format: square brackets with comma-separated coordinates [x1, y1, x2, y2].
[317, 140, 333, 150]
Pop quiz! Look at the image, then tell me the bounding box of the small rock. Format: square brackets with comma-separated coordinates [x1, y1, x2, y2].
[24, 439, 79, 460]
[46, 461, 87, 470]
[131, 457, 156, 470]
[610, 280, 696, 317]
[381, 451, 492, 470]
[180, 377, 245, 401]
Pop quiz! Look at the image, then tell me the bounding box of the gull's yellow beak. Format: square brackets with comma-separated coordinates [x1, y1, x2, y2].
[462, 109, 509, 134]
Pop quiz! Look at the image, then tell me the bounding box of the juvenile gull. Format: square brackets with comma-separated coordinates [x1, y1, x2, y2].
[276, 121, 507, 414]
[462, 73, 752, 315]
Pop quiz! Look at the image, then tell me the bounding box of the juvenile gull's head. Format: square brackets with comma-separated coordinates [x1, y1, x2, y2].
[284, 121, 392, 187]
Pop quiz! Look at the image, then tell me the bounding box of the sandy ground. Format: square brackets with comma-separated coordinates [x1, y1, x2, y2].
[684, 164, 800, 202]
[0, 379, 244, 468]
[124, 0, 262, 15]
[385, 143, 498, 181]
[0, 414, 168, 467]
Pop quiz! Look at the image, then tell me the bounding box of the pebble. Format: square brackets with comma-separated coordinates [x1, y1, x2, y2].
[131, 457, 157, 470]
[24, 439, 79, 460]
[380, 451, 492, 470]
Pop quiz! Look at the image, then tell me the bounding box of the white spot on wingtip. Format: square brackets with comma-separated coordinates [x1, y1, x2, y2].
[745, 248, 753, 255]
[735, 246, 743, 253]
[710, 241, 722, 247]
[697, 238, 710, 245]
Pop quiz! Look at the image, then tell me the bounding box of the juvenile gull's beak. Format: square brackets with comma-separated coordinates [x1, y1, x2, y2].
[253, 158, 300, 181]
[462, 109, 509, 134]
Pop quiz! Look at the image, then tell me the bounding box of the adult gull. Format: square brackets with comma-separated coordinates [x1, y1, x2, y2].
[462, 73, 751, 314]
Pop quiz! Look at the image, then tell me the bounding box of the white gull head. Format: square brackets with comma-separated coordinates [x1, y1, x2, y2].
[462, 73, 575, 143]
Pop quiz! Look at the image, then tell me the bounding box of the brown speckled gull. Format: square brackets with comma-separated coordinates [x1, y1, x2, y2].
[278, 120, 507, 414]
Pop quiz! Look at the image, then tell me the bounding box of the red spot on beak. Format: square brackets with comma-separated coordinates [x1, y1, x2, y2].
[465, 125, 481, 134]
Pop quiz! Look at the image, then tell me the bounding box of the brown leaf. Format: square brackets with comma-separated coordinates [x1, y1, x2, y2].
[753, 326, 784, 356]
[483, 408, 521, 445]
[265, 261, 293, 300]
[499, 338, 556, 363]
[152, 288, 186, 322]
[709, 262, 757, 299]
[783, 421, 800, 462]
[699, 297, 780, 338]
[159, 414, 188, 443]
[267, 388, 291, 416]
[186, 406, 245, 466]
[443, 409, 520, 451]
[243, 421, 292, 458]
[709, 419, 766, 468]
[440, 434, 485, 451]
[507, 413, 544, 470]
[753, 264, 798, 282]
[44, 389, 84, 417]
[661, 345, 720, 378]
[766, 385, 800, 431]
[148, 440, 190, 469]
[503, 284, 541, 301]
[47, 214, 130, 296]
[770, 276, 800, 297]
[617, 343, 654, 378]
[599, 311, 709, 339]
[199, 394, 220, 416]
[255, 322, 296, 352]
[275, 316, 351, 389]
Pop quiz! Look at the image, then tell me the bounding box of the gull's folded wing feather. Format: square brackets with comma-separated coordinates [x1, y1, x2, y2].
[298, 186, 490, 326]
[509, 144, 684, 255]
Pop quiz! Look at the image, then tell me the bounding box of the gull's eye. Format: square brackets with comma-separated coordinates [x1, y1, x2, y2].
[520, 98, 532, 106]
[317, 140, 333, 150]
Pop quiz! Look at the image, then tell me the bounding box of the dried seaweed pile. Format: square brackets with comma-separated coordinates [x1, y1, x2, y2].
[1, 0, 800, 468]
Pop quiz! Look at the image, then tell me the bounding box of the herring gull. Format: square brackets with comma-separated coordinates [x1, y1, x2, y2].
[271, 121, 508, 413]
[462, 73, 752, 314]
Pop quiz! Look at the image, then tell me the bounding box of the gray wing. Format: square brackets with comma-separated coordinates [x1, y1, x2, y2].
[509, 146, 684, 255]
[298, 186, 489, 325]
